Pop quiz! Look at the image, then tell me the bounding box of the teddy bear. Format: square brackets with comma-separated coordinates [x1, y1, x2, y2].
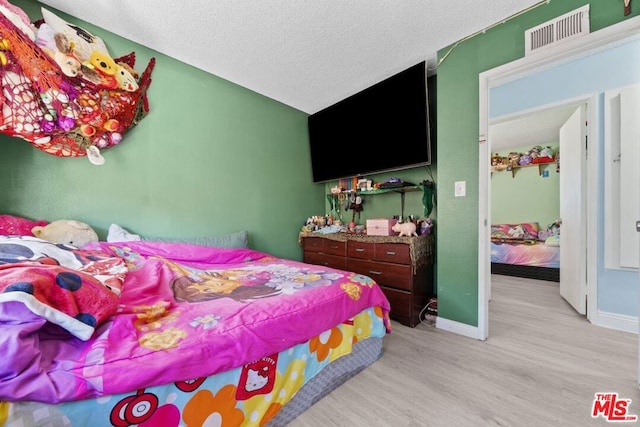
[32, 219, 98, 248]
[507, 152, 521, 169]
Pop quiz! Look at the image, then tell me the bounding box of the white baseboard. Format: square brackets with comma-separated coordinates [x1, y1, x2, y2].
[435, 317, 484, 340]
[590, 311, 639, 334]
[436, 311, 638, 339]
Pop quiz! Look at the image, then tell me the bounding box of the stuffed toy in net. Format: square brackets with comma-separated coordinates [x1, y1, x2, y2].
[0, 4, 155, 164]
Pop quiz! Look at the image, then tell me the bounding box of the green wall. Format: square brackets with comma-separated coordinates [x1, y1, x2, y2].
[0, 1, 324, 261]
[436, 1, 638, 327]
[491, 145, 559, 227]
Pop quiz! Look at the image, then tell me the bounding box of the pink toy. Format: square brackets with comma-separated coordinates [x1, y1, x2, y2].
[392, 221, 418, 237]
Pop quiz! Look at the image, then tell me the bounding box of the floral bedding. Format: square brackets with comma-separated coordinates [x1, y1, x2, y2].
[2, 307, 386, 427]
[0, 238, 391, 406]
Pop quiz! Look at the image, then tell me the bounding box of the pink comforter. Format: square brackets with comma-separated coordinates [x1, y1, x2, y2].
[0, 239, 391, 404]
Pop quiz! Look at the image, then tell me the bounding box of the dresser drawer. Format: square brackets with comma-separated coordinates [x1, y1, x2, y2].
[347, 240, 375, 260]
[323, 239, 346, 256]
[374, 243, 411, 264]
[303, 251, 347, 270]
[379, 286, 412, 319]
[303, 237, 325, 252]
[346, 259, 412, 291]
[303, 238, 346, 257]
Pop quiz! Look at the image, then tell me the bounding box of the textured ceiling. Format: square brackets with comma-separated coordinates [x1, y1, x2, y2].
[37, 0, 544, 114]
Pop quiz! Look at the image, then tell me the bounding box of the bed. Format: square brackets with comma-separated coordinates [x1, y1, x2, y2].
[490, 222, 560, 282]
[0, 235, 391, 426]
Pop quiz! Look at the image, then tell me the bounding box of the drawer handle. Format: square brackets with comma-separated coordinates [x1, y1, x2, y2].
[329, 245, 339, 250]
[386, 251, 396, 256]
[355, 248, 365, 252]
[368, 270, 383, 275]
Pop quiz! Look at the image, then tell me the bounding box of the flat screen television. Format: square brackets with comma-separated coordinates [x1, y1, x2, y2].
[308, 61, 432, 184]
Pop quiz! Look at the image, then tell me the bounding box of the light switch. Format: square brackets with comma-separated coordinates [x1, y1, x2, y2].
[454, 181, 466, 197]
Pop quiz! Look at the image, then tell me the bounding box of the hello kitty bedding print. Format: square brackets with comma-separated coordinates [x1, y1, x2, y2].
[0, 239, 391, 425]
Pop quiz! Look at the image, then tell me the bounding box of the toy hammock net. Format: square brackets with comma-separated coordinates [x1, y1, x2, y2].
[0, 7, 154, 159]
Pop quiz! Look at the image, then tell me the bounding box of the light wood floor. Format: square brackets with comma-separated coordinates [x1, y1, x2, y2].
[289, 275, 639, 427]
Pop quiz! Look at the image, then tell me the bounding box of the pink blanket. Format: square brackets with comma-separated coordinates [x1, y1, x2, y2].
[0, 239, 391, 404]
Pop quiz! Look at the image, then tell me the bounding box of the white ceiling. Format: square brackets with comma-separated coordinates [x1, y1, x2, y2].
[36, 0, 544, 114]
[489, 103, 581, 151]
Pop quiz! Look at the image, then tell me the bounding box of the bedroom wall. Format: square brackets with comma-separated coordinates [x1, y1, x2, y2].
[0, 1, 324, 261]
[436, 1, 638, 328]
[491, 144, 559, 228]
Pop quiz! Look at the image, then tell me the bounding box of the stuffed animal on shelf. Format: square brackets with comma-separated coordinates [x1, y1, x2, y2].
[518, 151, 533, 165]
[507, 152, 521, 170]
[533, 146, 555, 164]
[32, 219, 98, 248]
[530, 145, 542, 161]
[491, 153, 501, 172]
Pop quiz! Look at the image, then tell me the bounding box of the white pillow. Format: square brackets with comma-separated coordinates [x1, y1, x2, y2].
[107, 223, 141, 242]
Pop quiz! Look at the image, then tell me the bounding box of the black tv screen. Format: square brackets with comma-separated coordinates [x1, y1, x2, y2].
[308, 61, 431, 183]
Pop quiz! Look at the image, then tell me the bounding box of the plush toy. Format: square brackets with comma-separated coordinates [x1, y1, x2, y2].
[35, 23, 81, 77]
[507, 152, 520, 169]
[32, 219, 98, 247]
[530, 145, 542, 160]
[491, 153, 500, 171]
[518, 151, 533, 165]
[533, 146, 555, 164]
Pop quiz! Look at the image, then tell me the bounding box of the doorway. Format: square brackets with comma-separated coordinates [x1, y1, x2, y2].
[478, 21, 640, 340]
[488, 100, 590, 318]
[475, 26, 640, 340]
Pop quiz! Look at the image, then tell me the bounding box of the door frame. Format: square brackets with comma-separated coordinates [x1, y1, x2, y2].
[477, 16, 640, 340]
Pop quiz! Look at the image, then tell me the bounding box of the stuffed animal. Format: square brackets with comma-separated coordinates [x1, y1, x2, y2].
[491, 153, 500, 172]
[35, 23, 81, 77]
[530, 145, 542, 160]
[519, 151, 533, 165]
[507, 152, 520, 169]
[392, 221, 418, 237]
[32, 219, 98, 247]
[533, 146, 555, 164]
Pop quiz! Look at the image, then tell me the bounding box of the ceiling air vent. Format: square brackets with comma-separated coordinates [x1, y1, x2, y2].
[525, 5, 590, 55]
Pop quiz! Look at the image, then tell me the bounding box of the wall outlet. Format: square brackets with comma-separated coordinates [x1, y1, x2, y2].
[455, 181, 466, 197]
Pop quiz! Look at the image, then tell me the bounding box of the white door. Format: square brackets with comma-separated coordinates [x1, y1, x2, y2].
[637, 218, 640, 389]
[559, 105, 587, 314]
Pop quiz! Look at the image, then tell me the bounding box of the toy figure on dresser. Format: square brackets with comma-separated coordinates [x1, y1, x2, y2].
[419, 218, 434, 235]
[392, 221, 418, 237]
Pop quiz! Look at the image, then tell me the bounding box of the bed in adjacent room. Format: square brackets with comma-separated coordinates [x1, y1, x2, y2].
[0, 228, 391, 426]
[490, 222, 560, 282]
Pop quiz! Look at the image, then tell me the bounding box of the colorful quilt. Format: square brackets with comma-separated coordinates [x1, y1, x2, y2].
[1, 308, 386, 426]
[491, 241, 560, 268]
[0, 239, 391, 411]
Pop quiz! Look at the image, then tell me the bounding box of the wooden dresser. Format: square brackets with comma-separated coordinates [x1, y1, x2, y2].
[300, 232, 434, 327]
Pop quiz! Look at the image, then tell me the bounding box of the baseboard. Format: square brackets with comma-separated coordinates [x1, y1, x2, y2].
[436, 311, 638, 338]
[435, 317, 484, 340]
[590, 310, 639, 334]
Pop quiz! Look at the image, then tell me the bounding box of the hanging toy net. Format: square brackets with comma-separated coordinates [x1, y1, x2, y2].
[0, 5, 155, 159]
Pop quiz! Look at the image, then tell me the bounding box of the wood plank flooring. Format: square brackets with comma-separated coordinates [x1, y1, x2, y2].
[288, 275, 638, 427]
